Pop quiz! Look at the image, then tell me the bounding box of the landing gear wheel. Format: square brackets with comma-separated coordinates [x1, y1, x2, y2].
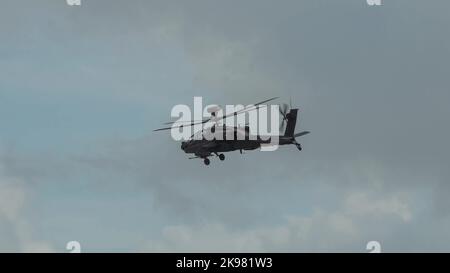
[218, 154, 225, 161]
[204, 158, 210, 165]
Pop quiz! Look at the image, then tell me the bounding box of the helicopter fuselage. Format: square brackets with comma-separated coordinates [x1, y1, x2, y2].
[180, 125, 296, 158]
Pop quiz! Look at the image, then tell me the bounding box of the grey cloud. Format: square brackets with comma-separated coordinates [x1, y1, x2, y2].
[0, 161, 54, 252]
[1, 0, 450, 251]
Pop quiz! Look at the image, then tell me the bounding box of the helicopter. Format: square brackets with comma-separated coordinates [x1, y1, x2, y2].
[154, 97, 310, 165]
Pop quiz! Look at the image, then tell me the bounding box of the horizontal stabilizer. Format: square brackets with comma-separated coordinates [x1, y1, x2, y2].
[293, 131, 310, 138]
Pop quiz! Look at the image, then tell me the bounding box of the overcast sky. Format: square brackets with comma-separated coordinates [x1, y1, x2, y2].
[1, 0, 450, 252]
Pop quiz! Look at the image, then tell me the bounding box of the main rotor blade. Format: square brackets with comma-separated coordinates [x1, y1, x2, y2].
[252, 97, 280, 107]
[153, 97, 279, 131]
[153, 119, 209, 131]
[215, 97, 279, 122]
[163, 119, 208, 125]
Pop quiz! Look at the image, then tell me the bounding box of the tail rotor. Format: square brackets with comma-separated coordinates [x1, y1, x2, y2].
[279, 103, 289, 131]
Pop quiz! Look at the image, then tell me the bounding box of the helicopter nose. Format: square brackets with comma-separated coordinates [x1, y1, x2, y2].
[181, 142, 187, 150]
